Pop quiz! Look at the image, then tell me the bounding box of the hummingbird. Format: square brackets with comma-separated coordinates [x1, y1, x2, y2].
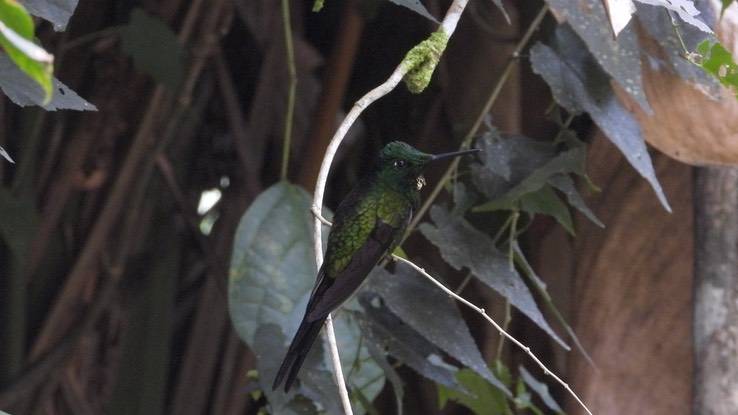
[272, 141, 480, 392]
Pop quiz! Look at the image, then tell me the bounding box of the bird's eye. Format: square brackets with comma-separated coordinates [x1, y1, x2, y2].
[394, 160, 408, 168]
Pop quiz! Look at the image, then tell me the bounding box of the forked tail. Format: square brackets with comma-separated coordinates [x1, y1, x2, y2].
[272, 317, 325, 392]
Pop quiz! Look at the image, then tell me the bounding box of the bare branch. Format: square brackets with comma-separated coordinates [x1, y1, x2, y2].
[392, 255, 594, 415]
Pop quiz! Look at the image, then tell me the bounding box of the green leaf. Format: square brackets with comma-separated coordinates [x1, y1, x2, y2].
[520, 185, 574, 235]
[228, 182, 384, 406]
[438, 368, 510, 414]
[366, 265, 511, 395]
[694, 39, 738, 99]
[548, 175, 604, 228]
[119, 8, 185, 90]
[229, 182, 319, 344]
[418, 206, 567, 349]
[696, 38, 711, 56]
[530, 25, 671, 212]
[0, 0, 53, 102]
[0, 1, 33, 40]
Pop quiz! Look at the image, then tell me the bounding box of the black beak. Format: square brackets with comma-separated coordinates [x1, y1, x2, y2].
[430, 148, 481, 162]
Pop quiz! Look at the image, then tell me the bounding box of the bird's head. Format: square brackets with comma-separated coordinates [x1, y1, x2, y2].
[375, 141, 480, 191]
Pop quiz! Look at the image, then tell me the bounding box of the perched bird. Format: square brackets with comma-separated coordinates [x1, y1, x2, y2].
[272, 141, 480, 392]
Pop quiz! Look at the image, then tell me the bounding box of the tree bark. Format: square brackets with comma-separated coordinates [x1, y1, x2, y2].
[693, 166, 738, 415]
[537, 131, 693, 415]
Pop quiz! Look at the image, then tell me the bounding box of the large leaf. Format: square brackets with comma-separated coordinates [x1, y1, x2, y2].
[229, 182, 319, 343]
[545, 0, 651, 113]
[356, 293, 463, 391]
[19, 0, 79, 31]
[419, 206, 567, 348]
[530, 25, 671, 211]
[228, 182, 383, 405]
[0, 53, 96, 110]
[366, 265, 511, 395]
[119, 8, 185, 91]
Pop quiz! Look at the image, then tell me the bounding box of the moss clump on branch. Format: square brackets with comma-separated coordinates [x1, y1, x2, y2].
[401, 30, 449, 93]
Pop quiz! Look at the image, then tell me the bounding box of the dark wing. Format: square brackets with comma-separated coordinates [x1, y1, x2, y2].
[272, 217, 398, 392]
[305, 216, 401, 322]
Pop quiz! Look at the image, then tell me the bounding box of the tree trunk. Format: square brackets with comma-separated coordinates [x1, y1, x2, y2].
[693, 166, 738, 415]
[541, 131, 694, 415]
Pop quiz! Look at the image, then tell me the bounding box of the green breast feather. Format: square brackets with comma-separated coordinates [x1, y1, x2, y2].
[323, 186, 412, 279]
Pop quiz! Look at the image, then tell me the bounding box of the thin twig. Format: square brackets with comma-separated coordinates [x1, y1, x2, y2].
[280, 0, 297, 180]
[393, 255, 594, 415]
